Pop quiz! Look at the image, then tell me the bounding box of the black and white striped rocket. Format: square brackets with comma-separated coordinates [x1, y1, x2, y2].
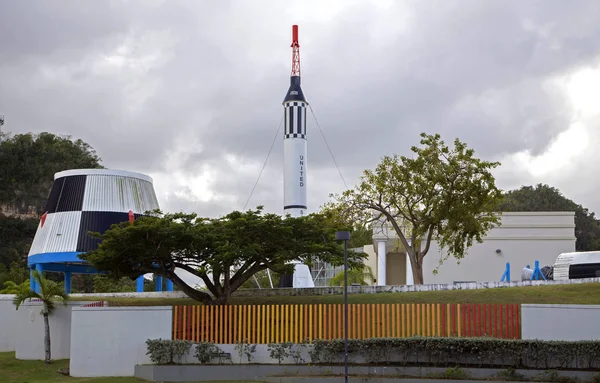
[283, 25, 308, 218]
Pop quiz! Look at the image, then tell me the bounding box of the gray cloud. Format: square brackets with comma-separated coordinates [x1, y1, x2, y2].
[2, 0, 600, 217]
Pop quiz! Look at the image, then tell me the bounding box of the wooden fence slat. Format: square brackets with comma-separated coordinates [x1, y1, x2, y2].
[172, 302, 522, 343]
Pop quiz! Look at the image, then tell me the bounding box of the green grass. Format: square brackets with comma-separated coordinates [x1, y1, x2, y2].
[0, 352, 261, 383]
[77, 282, 600, 306]
[0, 352, 142, 382]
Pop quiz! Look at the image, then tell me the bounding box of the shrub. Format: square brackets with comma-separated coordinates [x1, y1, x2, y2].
[234, 339, 257, 363]
[194, 341, 224, 364]
[289, 339, 309, 364]
[308, 337, 600, 370]
[146, 339, 192, 365]
[268, 342, 292, 364]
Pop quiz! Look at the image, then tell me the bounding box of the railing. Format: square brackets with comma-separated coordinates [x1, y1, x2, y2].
[173, 303, 520, 343]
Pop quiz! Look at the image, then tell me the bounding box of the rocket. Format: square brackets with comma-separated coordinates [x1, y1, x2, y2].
[278, 25, 315, 289]
[283, 25, 308, 218]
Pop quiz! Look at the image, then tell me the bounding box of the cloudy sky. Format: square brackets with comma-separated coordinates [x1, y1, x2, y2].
[2, 0, 600, 218]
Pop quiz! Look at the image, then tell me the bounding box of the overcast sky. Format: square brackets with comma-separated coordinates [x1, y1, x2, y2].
[2, 0, 600, 218]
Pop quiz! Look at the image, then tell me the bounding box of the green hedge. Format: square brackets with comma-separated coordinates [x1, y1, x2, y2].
[311, 338, 600, 370]
[146, 337, 600, 370]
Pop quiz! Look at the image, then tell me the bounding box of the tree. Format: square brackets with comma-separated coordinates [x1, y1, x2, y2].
[0, 280, 29, 294]
[13, 270, 69, 364]
[328, 264, 375, 286]
[81, 207, 366, 305]
[0, 216, 38, 268]
[0, 131, 103, 215]
[323, 133, 503, 284]
[498, 183, 600, 251]
[239, 269, 281, 289]
[92, 275, 137, 293]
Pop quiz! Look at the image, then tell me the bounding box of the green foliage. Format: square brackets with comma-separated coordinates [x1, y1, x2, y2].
[194, 342, 226, 364]
[12, 270, 69, 315]
[145, 339, 192, 365]
[267, 342, 292, 364]
[0, 280, 29, 294]
[496, 367, 526, 381]
[308, 337, 600, 369]
[328, 264, 375, 286]
[0, 217, 38, 269]
[81, 207, 366, 305]
[323, 133, 503, 284]
[0, 260, 29, 288]
[499, 183, 600, 251]
[234, 339, 257, 363]
[240, 269, 280, 289]
[289, 339, 309, 364]
[92, 275, 137, 293]
[429, 366, 470, 380]
[0, 132, 103, 214]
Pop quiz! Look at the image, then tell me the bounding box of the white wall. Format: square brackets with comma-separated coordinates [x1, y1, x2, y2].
[522, 304, 600, 341]
[0, 295, 19, 352]
[14, 300, 87, 360]
[369, 212, 576, 285]
[177, 343, 312, 365]
[70, 306, 172, 377]
[423, 212, 575, 284]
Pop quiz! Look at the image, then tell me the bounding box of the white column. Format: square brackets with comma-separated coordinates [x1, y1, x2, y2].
[377, 240, 387, 286]
[405, 253, 414, 286]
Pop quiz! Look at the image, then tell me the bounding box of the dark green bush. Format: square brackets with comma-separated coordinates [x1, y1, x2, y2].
[145, 339, 192, 364]
[309, 337, 600, 370]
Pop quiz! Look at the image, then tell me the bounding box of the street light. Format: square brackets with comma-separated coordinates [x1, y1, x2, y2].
[335, 230, 351, 383]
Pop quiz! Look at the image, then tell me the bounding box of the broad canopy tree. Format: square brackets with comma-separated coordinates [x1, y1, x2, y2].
[322, 133, 503, 284]
[81, 207, 366, 305]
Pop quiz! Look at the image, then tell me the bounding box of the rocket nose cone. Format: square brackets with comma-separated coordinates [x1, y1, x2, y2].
[283, 76, 307, 103]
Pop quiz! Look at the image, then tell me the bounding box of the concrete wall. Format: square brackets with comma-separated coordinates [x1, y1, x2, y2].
[69, 306, 172, 377]
[0, 295, 19, 352]
[522, 304, 600, 341]
[14, 300, 88, 360]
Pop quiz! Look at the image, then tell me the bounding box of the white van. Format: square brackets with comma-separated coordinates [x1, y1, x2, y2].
[553, 251, 600, 281]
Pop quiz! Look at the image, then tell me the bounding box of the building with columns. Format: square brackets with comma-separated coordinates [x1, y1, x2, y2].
[361, 211, 576, 285]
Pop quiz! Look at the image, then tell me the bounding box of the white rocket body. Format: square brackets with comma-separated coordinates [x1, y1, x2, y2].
[283, 100, 308, 217]
[281, 75, 314, 288]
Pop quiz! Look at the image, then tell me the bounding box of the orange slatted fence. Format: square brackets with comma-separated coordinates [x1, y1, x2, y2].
[172, 303, 520, 343]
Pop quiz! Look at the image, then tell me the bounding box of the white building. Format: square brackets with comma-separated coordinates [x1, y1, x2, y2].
[362, 212, 576, 285]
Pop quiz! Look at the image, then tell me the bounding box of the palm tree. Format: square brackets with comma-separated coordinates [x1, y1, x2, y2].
[329, 264, 376, 286]
[13, 270, 69, 364]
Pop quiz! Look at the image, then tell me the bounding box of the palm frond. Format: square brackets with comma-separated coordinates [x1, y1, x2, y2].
[14, 270, 69, 314]
[13, 289, 43, 310]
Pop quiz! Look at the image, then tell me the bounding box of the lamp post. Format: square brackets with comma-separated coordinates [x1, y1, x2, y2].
[335, 230, 351, 383]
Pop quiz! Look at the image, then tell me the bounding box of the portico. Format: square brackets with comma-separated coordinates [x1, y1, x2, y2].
[373, 234, 414, 286]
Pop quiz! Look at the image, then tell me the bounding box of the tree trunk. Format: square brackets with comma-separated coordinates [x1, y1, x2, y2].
[43, 312, 51, 364]
[409, 255, 425, 285]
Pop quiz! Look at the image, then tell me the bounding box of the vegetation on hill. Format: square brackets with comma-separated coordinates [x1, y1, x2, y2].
[498, 183, 600, 251]
[0, 132, 103, 215]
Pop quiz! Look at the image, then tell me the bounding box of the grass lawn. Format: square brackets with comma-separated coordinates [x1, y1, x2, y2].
[0, 352, 261, 383]
[78, 282, 600, 307]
